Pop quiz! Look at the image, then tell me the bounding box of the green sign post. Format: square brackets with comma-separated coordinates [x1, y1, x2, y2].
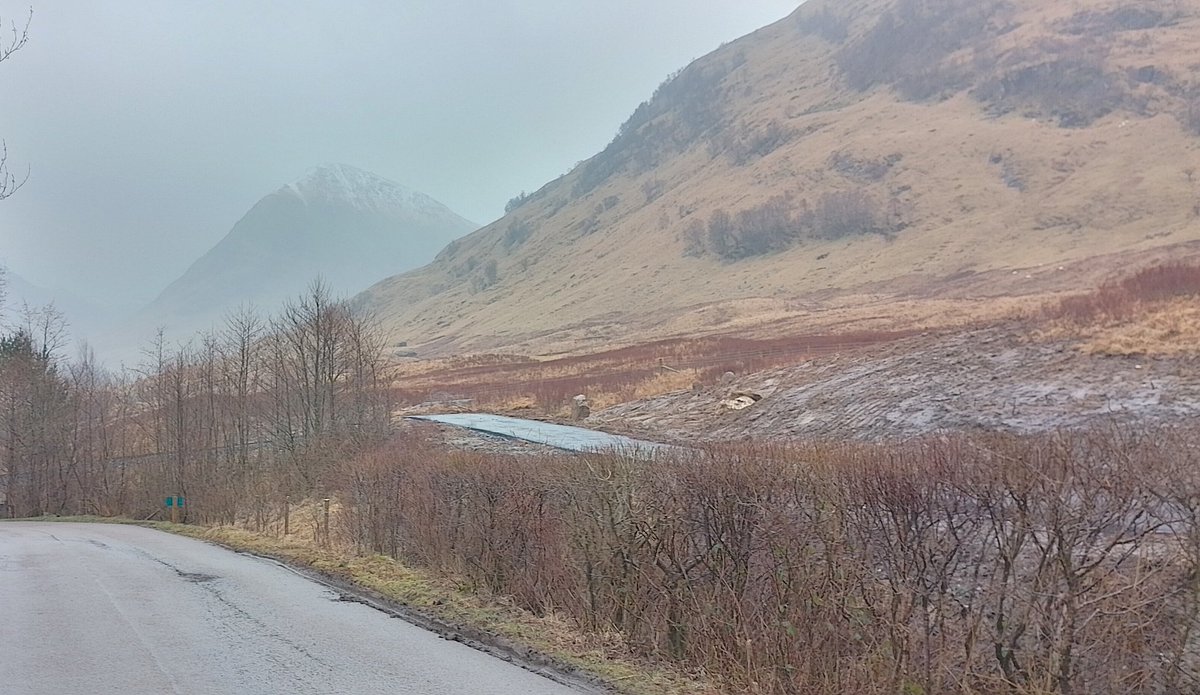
[165, 495, 184, 522]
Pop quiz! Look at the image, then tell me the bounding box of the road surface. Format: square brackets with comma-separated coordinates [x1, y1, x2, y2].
[410, 413, 669, 455]
[0, 522, 585, 695]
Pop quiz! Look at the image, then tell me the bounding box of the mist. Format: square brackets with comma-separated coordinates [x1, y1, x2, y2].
[0, 1, 799, 310]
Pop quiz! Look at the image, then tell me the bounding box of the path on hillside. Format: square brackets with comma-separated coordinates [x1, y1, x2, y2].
[0, 523, 585, 695]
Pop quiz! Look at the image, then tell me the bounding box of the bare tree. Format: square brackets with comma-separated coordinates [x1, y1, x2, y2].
[220, 305, 263, 470]
[0, 9, 30, 201]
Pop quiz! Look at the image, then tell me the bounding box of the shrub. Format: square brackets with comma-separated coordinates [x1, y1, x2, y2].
[1044, 262, 1200, 324]
[685, 198, 803, 260]
[829, 151, 902, 182]
[732, 197, 799, 256]
[682, 219, 706, 257]
[836, 0, 1009, 101]
[796, 7, 850, 43]
[578, 216, 600, 236]
[684, 192, 899, 259]
[504, 191, 531, 214]
[337, 427, 1200, 694]
[706, 208, 734, 258]
[470, 259, 499, 292]
[641, 179, 665, 203]
[1060, 6, 1179, 35]
[973, 42, 1122, 128]
[722, 121, 795, 165]
[808, 190, 885, 239]
[502, 219, 533, 249]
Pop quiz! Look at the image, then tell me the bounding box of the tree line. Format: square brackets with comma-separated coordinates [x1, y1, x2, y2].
[0, 279, 393, 520]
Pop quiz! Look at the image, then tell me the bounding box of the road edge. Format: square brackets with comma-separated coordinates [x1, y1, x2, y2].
[235, 548, 615, 695]
[2, 517, 628, 695]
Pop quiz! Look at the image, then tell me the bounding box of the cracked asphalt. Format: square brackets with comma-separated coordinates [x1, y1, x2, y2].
[0, 522, 583, 695]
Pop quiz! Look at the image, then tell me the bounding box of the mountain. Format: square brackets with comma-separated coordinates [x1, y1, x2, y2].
[358, 0, 1200, 355]
[0, 265, 116, 341]
[134, 164, 477, 342]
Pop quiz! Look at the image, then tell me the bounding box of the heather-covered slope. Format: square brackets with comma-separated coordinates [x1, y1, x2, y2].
[360, 0, 1200, 354]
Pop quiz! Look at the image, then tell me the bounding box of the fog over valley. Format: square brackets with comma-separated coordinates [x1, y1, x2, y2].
[7, 2, 1200, 693]
[0, 0, 796, 342]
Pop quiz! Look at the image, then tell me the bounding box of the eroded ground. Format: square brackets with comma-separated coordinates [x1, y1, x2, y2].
[591, 323, 1200, 443]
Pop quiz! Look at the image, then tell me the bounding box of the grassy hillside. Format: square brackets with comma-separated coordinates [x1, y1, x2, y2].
[360, 0, 1200, 355]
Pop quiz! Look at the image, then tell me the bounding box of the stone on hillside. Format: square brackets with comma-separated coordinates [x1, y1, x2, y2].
[572, 394, 591, 420]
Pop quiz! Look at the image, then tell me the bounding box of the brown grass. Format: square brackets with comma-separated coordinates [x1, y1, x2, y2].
[393, 328, 916, 415]
[1037, 262, 1200, 355]
[362, 0, 1200, 358]
[181, 524, 720, 695]
[1080, 298, 1200, 355]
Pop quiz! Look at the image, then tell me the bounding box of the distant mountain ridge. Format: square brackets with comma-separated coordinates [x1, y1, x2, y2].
[131, 163, 477, 343]
[0, 265, 116, 339]
[355, 0, 1200, 355]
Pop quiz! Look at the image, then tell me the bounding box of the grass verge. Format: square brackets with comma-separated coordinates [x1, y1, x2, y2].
[3, 515, 718, 695]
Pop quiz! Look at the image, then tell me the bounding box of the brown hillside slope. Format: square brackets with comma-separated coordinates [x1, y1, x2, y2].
[359, 0, 1200, 355]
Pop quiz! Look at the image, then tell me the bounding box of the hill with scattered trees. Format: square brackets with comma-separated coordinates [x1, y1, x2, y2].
[358, 0, 1200, 354]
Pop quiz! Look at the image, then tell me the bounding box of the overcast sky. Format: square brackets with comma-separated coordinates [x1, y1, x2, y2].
[0, 1, 799, 309]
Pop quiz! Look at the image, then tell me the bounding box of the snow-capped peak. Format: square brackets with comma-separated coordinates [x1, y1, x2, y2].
[281, 163, 447, 217]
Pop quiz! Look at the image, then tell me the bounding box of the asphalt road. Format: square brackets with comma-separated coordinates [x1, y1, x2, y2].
[0, 522, 584, 695]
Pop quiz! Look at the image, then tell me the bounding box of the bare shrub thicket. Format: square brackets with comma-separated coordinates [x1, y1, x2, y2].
[973, 40, 1123, 128]
[0, 281, 393, 522]
[808, 189, 890, 239]
[685, 191, 895, 260]
[795, 6, 850, 44]
[337, 428, 1200, 694]
[1059, 5, 1181, 35]
[836, 0, 1009, 101]
[504, 191, 531, 214]
[716, 120, 796, 165]
[502, 219, 533, 249]
[695, 198, 798, 260]
[835, 0, 1140, 126]
[1044, 261, 1200, 324]
[829, 150, 903, 182]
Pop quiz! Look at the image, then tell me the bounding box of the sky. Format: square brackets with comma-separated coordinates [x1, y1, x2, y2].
[0, 1, 800, 310]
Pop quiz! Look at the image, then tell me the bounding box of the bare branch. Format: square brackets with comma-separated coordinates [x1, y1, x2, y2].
[0, 8, 30, 64]
[0, 141, 30, 201]
[0, 9, 30, 201]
